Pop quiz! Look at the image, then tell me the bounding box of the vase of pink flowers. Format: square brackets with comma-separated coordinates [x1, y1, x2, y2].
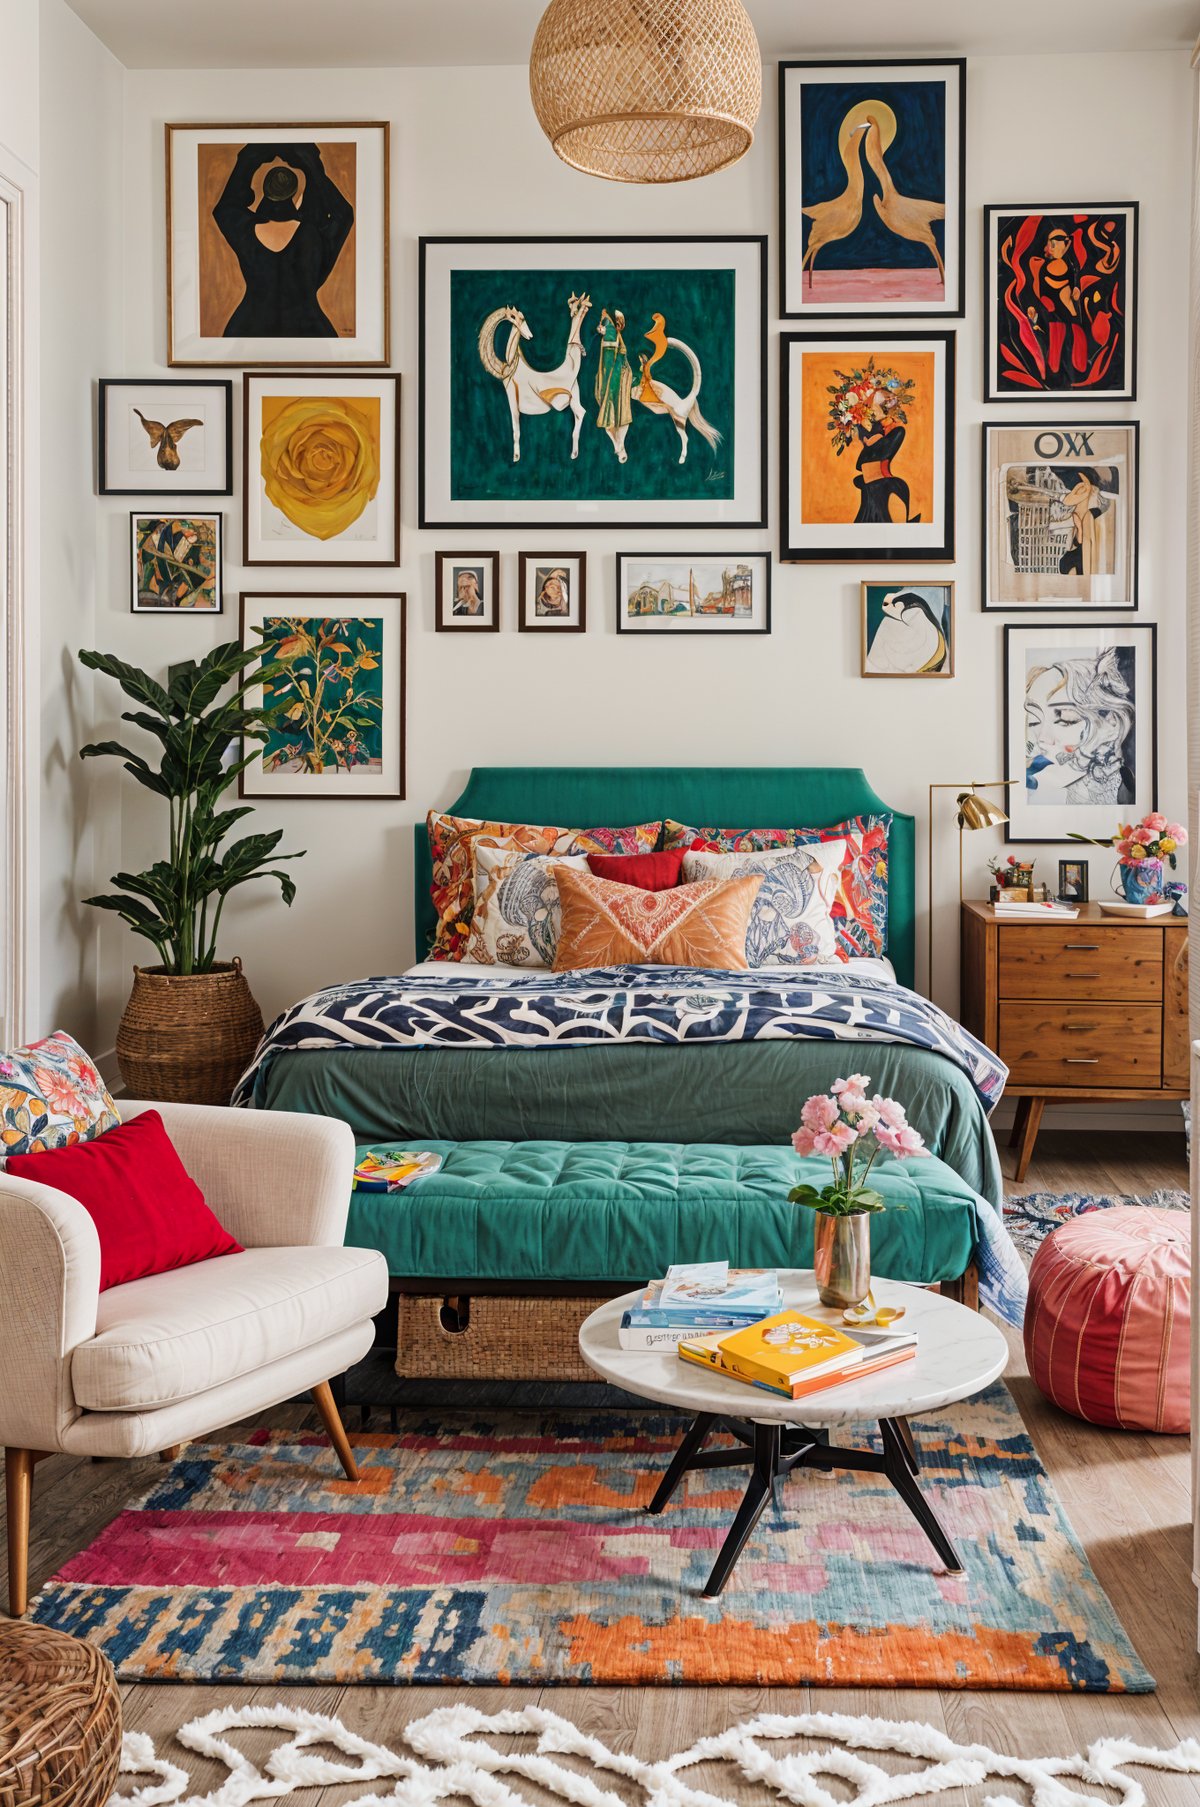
[1069, 813, 1187, 907]
[789, 1076, 929, 1308]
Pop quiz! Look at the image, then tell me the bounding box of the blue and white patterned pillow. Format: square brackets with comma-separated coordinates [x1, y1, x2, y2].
[467, 846, 590, 968]
[682, 842, 846, 966]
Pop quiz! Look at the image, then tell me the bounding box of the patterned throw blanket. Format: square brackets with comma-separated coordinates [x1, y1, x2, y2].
[232, 965, 1023, 1322]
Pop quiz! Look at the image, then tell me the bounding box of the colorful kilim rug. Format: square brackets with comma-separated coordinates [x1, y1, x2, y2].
[1003, 1191, 1189, 1266]
[30, 1385, 1152, 1691]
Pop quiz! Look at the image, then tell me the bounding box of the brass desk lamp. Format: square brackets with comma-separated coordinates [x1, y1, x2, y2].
[927, 780, 1015, 996]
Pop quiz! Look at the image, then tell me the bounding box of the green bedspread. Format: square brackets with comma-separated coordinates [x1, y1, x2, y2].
[261, 1040, 1003, 1209]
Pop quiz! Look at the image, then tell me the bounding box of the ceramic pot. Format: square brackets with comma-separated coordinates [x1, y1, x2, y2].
[1118, 857, 1165, 906]
[115, 958, 265, 1105]
[812, 1212, 871, 1308]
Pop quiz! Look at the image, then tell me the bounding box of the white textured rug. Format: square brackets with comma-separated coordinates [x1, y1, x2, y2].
[114, 1700, 1200, 1807]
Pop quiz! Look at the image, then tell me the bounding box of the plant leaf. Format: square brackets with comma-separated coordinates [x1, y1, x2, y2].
[79, 650, 171, 717]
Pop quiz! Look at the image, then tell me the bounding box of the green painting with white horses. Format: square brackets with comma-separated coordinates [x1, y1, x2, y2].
[449, 265, 736, 504]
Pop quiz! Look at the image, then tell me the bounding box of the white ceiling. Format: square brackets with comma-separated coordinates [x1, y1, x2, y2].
[65, 0, 1200, 70]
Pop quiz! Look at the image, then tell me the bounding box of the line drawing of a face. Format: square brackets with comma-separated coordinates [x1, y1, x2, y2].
[1023, 648, 1135, 805]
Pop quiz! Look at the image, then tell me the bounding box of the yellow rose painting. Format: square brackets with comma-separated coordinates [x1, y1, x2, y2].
[259, 394, 381, 541]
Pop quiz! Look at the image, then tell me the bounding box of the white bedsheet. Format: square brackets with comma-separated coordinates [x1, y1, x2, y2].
[403, 955, 899, 983]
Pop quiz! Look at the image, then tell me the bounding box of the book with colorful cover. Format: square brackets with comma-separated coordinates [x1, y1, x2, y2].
[352, 1149, 442, 1192]
[677, 1326, 917, 1399]
[654, 1263, 782, 1317]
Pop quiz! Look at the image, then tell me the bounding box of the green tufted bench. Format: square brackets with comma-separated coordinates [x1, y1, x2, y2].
[345, 1140, 983, 1381]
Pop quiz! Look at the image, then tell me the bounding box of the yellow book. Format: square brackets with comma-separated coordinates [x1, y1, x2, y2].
[713, 1311, 866, 1389]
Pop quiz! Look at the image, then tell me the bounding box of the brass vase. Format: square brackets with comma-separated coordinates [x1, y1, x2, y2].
[812, 1212, 871, 1308]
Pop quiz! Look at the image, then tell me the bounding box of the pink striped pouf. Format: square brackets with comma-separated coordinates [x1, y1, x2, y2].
[1024, 1206, 1191, 1434]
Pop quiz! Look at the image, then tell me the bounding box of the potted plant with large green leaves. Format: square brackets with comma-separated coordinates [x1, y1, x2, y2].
[79, 640, 304, 1104]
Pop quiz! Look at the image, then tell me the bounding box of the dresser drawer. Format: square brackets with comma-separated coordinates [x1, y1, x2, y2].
[997, 926, 1162, 1001]
[999, 1003, 1162, 1088]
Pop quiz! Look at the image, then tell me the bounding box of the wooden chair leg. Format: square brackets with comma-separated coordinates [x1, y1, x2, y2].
[311, 1380, 360, 1482]
[5, 1448, 36, 1618]
[1012, 1096, 1046, 1184]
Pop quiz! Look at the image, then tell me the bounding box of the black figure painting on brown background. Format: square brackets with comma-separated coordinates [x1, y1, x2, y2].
[198, 141, 357, 340]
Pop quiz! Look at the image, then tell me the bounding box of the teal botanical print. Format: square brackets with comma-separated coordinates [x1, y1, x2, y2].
[260, 615, 385, 777]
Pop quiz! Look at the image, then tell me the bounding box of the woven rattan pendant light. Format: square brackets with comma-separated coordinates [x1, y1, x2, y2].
[530, 0, 762, 184]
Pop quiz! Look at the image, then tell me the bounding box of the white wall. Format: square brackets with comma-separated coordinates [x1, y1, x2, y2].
[74, 50, 1191, 1036]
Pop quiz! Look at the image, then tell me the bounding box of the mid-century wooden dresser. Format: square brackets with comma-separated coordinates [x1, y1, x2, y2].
[960, 899, 1189, 1180]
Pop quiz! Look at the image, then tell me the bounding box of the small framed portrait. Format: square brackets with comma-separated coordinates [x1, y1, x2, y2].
[99, 379, 232, 496]
[518, 553, 586, 632]
[435, 552, 499, 631]
[616, 552, 771, 634]
[860, 581, 953, 677]
[1057, 859, 1089, 903]
[131, 513, 223, 613]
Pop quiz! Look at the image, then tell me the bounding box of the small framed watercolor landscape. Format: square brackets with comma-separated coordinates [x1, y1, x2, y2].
[131, 513, 223, 613]
[982, 420, 1138, 612]
[243, 373, 400, 566]
[239, 591, 405, 800]
[860, 581, 953, 677]
[616, 553, 770, 635]
[435, 552, 500, 632]
[99, 379, 232, 496]
[518, 553, 586, 632]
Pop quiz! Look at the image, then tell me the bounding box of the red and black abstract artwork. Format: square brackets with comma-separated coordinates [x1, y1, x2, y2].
[985, 204, 1137, 401]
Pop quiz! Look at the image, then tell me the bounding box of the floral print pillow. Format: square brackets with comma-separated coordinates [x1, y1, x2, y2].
[426, 812, 661, 960]
[0, 1031, 121, 1164]
[664, 814, 891, 960]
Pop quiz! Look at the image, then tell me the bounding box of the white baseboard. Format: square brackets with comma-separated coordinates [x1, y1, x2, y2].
[96, 1047, 122, 1093]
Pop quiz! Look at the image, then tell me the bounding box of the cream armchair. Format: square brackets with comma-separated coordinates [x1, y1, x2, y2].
[0, 1100, 388, 1616]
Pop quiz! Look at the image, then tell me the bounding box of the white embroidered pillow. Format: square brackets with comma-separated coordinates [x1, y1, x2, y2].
[467, 846, 590, 968]
[681, 841, 846, 967]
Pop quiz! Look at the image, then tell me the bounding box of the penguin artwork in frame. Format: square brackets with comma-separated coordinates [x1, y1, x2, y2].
[860, 580, 954, 677]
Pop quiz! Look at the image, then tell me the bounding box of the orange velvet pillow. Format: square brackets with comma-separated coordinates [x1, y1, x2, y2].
[552, 868, 764, 972]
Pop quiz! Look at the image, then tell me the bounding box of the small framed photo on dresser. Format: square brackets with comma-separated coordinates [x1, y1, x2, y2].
[1057, 859, 1089, 903]
[518, 553, 586, 632]
[435, 552, 499, 631]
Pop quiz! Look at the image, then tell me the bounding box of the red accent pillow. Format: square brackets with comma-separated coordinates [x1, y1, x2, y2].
[586, 849, 686, 892]
[6, 1109, 242, 1291]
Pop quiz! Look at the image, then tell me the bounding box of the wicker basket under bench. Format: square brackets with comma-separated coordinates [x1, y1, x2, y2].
[393, 1269, 979, 1383]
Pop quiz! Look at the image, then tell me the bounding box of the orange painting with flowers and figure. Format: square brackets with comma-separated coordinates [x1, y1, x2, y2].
[800, 348, 934, 526]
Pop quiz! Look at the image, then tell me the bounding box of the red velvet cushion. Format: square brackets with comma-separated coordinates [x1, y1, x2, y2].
[6, 1109, 242, 1291]
[586, 848, 686, 891]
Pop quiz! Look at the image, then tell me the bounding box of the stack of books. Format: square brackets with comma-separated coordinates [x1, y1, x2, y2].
[352, 1149, 442, 1192]
[617, 1260, 782, 1350]
[993, 896, 1079, 920]
[677, 1308, 917, 1400]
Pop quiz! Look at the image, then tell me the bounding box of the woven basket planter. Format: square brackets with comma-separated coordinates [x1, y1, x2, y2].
[397, 1294, 598, 1382]
[0, 1622, 121, 1807]
[116, 957, 265, 1105]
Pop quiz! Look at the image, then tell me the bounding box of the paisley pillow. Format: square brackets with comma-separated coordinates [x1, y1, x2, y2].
[683, 843, 845, 966]
[664, 813, 891, 960]
[552, 869, 764, 972]
[467, 847, 590, 968]
[427, 812, 661, 960]
[0, 1031, 121, 1164]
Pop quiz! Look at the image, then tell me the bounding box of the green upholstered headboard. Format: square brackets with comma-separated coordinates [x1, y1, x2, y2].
[412, 767, 916, 989]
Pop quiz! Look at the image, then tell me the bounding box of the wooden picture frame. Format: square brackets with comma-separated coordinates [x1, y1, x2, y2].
[99, 379, 232, 496]
[166, 121, 390, 367]
[239, 591, 405, 799]
[130, 511, 223, 613]
[615, 552, 771, 635]
[435, 552, 500, 632]
[242, 372, 400, 567]
[860, 580, 953, 676]
[984, 203, 1138, 403]
[419, 235, 767, 530]
[518, 552, 587, 632]
[779, 58, 965, 319]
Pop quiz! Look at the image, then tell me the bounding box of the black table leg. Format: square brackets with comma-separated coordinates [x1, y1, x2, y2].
[703, 1422, 780, 1598]
[893, 1415, 920, 1475]
[647, 1411, 717, 1515]
[880, 1418, 962, 1572]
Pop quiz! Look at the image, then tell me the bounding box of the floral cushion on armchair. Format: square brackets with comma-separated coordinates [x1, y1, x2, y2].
[0, 1030, 121, 1163]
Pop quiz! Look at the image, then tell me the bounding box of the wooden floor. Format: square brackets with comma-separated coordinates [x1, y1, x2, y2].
[4, 1130, 1198, 1803]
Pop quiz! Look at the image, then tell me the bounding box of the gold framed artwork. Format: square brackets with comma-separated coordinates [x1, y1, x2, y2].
[518, 552, 586, 632]
[242, 373, 400, 566]
[435, 552, 500, 631]
[860, 580, 953, 677]
[166, 122, 389, 367]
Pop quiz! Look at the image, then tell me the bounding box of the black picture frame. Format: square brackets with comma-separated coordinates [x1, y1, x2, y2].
[98, 378, 233, 496]
[779, 329, 956, 563]
[418, 235, 768, 531]
[1057, 859, 1089, 903]
[614, 552, 771, 635]
[1002, 623, 1157, 845]
[778, 57, 966, 321]
[981, 420, 1140, 613]
[983, 203, 1139, 404]
[517, 552, 587, 633]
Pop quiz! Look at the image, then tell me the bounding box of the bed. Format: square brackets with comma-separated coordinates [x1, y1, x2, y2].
[235, 766, 1023, 1329]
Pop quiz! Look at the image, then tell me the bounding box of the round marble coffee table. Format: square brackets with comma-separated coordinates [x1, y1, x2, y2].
[579, 1270, 1007, 1598]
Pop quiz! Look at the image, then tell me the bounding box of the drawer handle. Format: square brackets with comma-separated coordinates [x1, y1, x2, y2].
[1064, 942, 1100, 950]
[1064, 973, 1100, 981]
[1064, 1057, 1100, 1064]
[1064, 1024, 1097, 1033]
